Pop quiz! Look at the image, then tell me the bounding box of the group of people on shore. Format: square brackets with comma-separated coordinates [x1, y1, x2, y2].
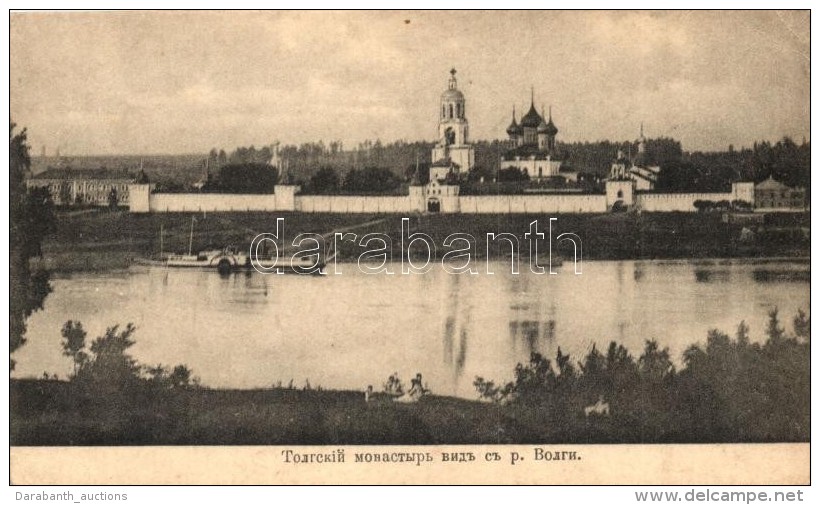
[366, 372, 429, 403]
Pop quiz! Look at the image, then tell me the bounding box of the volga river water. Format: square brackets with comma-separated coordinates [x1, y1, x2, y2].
[14, 259, 809, 399]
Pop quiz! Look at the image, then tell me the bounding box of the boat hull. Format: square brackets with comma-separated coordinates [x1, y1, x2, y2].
[139, 245, 327, 274]
[139, 255, 325, 274]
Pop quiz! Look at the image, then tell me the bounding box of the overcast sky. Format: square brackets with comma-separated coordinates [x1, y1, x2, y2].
[10, 10, 810, 155]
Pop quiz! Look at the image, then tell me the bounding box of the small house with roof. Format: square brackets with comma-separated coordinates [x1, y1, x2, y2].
[754, 176, 806, 210]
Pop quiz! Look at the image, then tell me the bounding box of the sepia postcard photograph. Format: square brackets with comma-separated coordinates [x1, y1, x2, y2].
[8, 9, 811, 486]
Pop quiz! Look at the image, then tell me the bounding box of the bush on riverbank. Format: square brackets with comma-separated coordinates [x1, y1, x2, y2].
[475, 309, 810, 443]
[10, 310, 809, 446]
[60, 320, 198, 399]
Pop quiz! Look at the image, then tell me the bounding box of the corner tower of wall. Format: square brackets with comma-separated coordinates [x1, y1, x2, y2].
[274, 184, 300, 211]
[731, 182, 755, 205]
[127, 183, 154, 213]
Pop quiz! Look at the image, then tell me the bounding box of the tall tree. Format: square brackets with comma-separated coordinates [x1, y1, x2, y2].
[61, 320, 88, 377]
[10, 122, 55, 369]
[80, 323, 141, 387]
[793, 310, 810, 343]
[638, 340, 675, 382]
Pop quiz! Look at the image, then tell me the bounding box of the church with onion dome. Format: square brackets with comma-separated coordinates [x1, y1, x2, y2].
[501, 93, 577, 182]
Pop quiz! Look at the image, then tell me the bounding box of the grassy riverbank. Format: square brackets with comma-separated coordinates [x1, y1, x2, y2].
[11, 379, 536, 445]
[10, 358, 809, 446]
[36, 209, 810, 272]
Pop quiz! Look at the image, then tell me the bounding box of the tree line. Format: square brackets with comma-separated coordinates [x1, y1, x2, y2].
[674, 137, 811, 193]
[303, 166, 405, 195]
[207, 145, 274, 167]
[54, 135, 809, 197]
[474, 308, 809, 442]
[220, 136, 808, 194]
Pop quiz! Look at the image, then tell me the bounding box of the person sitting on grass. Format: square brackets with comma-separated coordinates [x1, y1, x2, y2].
[395, 373, 428, 403]
[383, 372, 404, 396]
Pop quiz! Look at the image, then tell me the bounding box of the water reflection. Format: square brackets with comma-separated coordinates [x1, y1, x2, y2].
[753, 269, 811, 283]
[442, 275, 470, 380]
[633, 262, 645, 282]
[15, 259, 810, 399]
[695, 269, 731, 283]
[508, 319, 555, 357]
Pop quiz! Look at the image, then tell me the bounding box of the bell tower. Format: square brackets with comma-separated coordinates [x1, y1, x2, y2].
[431, 68, 474, 179]
[437, 68, 468, 145]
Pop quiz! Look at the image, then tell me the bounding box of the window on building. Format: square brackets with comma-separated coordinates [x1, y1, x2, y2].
[449, 104, 453, 118]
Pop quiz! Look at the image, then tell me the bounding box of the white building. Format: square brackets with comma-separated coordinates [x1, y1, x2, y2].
[26, 168, 137, 206]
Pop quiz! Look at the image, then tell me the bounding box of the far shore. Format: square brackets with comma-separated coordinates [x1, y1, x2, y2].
[33, 252, 812, 276]
[33, 209, 811, 273]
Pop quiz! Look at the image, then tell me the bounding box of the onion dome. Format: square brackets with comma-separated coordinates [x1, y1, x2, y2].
[544, 106, 558, 136]
[507, 119, 521, 135]
[506, 107, 522, 135]
[544, 119, 558, 136]
[520, 103, 543, 128]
